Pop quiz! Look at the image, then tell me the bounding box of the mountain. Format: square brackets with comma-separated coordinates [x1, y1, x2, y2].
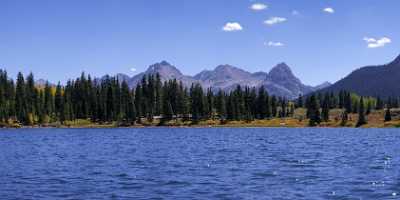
[105, 61, 329, 99]
[320, 54, 400, 98]
[262, 63, 315, 98]
[194, 64, 264, 91]
[128, 61, 198, 87]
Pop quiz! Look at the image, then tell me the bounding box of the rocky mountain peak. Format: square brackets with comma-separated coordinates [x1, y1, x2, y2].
[145, 61, 182, 77]
[269, 63, 293, 76]
[215, 64, 236, 72]
[268, 62, 299, 83]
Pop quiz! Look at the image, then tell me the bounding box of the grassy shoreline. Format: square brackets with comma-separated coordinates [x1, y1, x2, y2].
[2, 119, 400, 129]
[1, 109, 399, 129]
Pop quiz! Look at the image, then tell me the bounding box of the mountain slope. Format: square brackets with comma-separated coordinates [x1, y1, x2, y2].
[128, 61, 198, 87]
[194, 64, 264, 90]
[320, 55, 400, 98]
[262, 63, 315, 98]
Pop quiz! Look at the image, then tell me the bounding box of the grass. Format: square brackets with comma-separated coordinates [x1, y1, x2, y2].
[1, 109, 399, 128]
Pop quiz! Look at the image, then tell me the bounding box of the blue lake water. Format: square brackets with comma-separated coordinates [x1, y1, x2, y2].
[0, 128, 399, 200]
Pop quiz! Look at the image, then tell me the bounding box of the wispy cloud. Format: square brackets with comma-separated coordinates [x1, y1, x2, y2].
[222, 22, 243, 32]
[250, 3, 268, 11]
[363, 37, 391, 48]
[265, 41, 285, 47]
[291, 10, 300, 16]
[323, 7, 335, 14]
[130, 68, 137, 72]
[264, 17, 287, 25]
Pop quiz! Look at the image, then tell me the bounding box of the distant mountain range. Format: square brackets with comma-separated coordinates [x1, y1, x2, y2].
[36, 54, 400, 99]
[103, 61, 330, 99]
[320, 54, 400, 98]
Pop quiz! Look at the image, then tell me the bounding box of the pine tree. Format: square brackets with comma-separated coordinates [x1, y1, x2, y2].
[25, 73, 37, 116]
[307, 95, 321, 126]
[135, 84, 143, 123]
[54, 82, 63, 120]
[366, 100, 372, 115]
[257, 86, 267, 119]
[356, 97, 367, 127]
[44, 82, 54, 122]
[345, 92, 352, 113]
[321, 93, 330, 122]
[215, 90, 227, 122]
[297, 94, 303, 108]
[155, 73, 162, 116]
[162, 83, 173, 122]
[271, 96, 277, 118]
[375, 97, 384, 110]
[340, 110, 348, 126]
[120, 81, 131, 122]
[384, 107, 392, 122]
[190, 83, 204, 122]
[15, 72, 27, 124]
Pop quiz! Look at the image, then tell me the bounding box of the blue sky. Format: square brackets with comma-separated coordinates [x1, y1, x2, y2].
[0, 0, 399, 85]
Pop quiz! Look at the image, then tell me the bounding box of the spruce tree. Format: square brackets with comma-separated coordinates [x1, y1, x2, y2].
[384, 107, 392, 122]
[340, 110, 348, 126]
[15, 72, 27, 124]
[271, 96, 277, 118]
[366, 100, 372, 115]
[356, 97, 367, 127]
[54, 82, 63, 120]
[321, 93, 330, 122]
[307, 95, 321, 126]
[257, 86, 267, 119]
[297, 94, 303, 108]
[215, 90, 227, 122]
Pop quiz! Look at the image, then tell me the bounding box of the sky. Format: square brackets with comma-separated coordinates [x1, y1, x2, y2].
[0, 0, 399, 86]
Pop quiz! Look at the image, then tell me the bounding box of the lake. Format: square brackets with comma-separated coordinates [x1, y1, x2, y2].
[0, 128, 399, 199]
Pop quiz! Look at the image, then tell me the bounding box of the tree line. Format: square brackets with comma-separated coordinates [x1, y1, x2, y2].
[0, 70, 398, 127]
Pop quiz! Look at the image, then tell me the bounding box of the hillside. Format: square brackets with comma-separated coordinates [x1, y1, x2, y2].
[321, 55, 400, 98]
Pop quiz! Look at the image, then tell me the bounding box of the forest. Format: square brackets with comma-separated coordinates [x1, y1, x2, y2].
[0, 70, 398, 128]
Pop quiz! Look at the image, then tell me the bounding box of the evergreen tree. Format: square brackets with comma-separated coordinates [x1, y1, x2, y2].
[345, 92, 352, 113]
[54, 82, 63, 120]
[321, 93, 330, 122]
[190, 83, 204, 122]
[340, 110, 348, 126]
[375, 97, 384, 110]
[15, 72, 27, 124]
[215, 90, 227, 122]
[271, 96, 277, 118]
[307, 95, 321, 126]
[366, 100, 372, 115]
[356, 97, 367, 127]
[44, 82, 54, 122]
[155, 73, 162, 116]
[296, 94, 303, 108]
[384, 107, 392, 122]
[257, 86, 267, 119]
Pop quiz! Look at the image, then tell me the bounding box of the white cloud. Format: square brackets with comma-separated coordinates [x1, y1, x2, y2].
[264, 17, 287, 25]
[250, 3, 268, 11]
[265, 41, 285, 47]
[222, 22, 243, 32]
[323, 7, 335, 14]
[363, 37, 391, 48]
[130, 67, 137, 72]
[292, 10, 300, 16]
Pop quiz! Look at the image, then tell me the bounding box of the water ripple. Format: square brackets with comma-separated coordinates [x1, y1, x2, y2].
[0, 128, 399, 199]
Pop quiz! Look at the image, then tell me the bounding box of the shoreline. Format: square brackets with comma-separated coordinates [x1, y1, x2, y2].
[2, 119, 399, 129]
